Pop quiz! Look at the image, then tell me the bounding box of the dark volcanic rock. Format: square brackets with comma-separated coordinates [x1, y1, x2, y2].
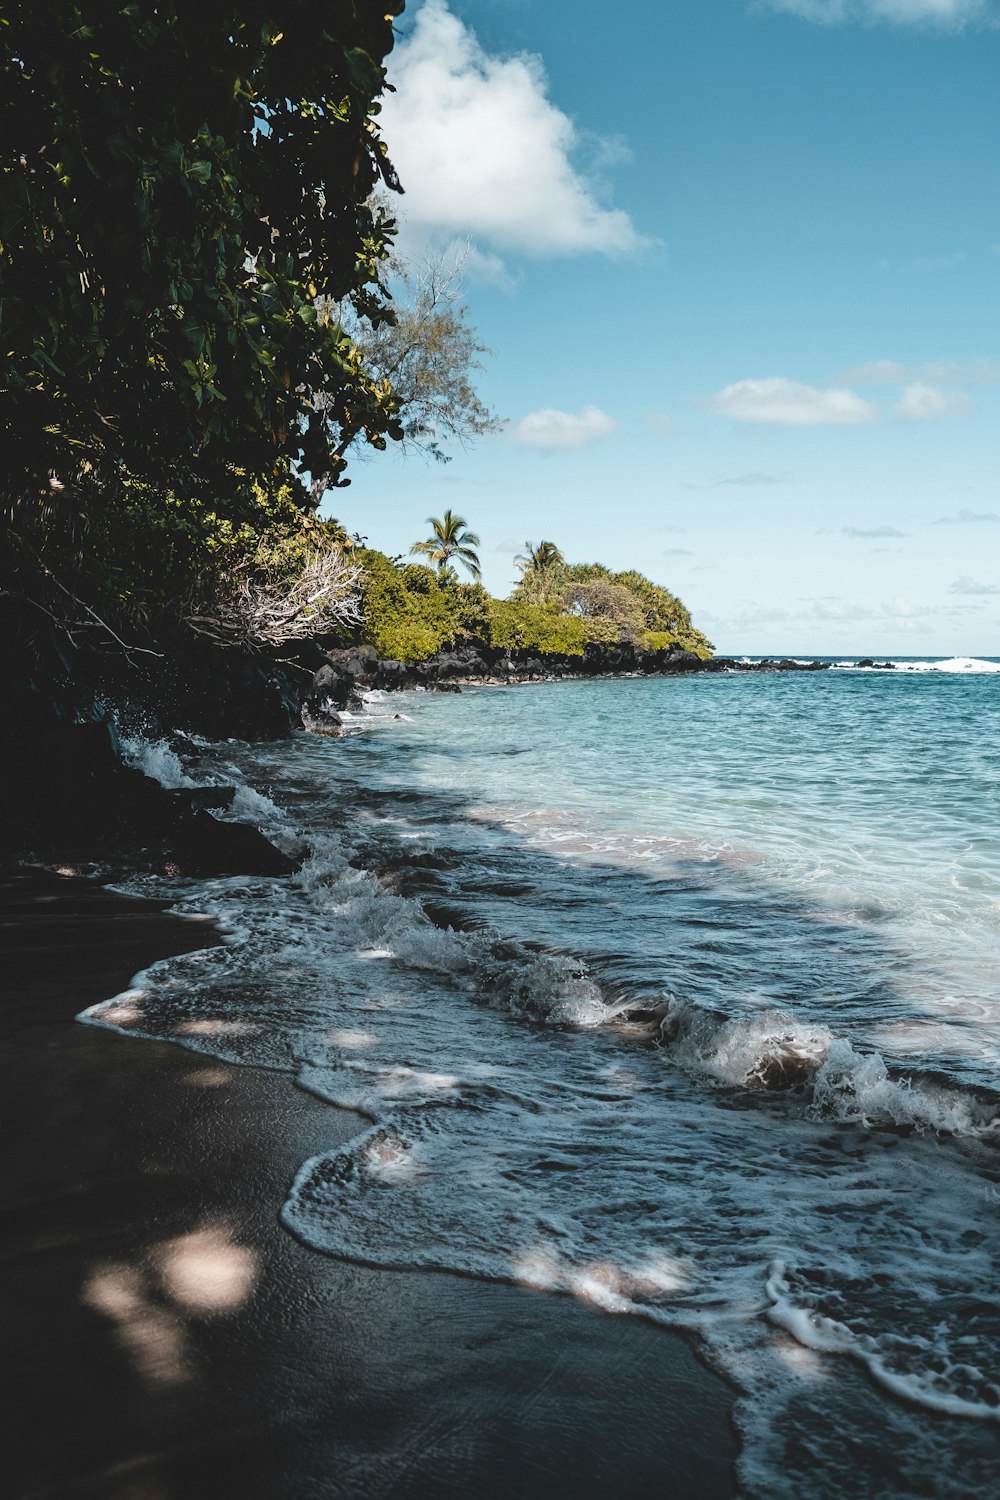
[0, 719, 296, 875]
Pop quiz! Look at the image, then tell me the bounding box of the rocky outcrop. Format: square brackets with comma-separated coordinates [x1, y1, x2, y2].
[301, 639, 830, 711]
[0, 598, 303, 871]
[0, 589, 829, 871]
[0, 717, 296, 874]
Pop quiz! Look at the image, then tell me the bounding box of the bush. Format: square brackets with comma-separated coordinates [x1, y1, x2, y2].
[356, 549, 461, 660]
[487, 600, 586, 655]
[559, 579, 646, 644]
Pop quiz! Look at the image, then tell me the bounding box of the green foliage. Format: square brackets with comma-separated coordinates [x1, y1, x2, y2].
[356, 548, 462, 661]
[341, 542, 716, 665]
[453, 581, 493, 639]
[0, 2, 404, 521]
[486, 600, 586, 656]
[559, 579, 647, 644]
[78, 475, 335, 619]
[512, 552, 714, 655]
[342, 242, 499, 461]
[410, 509, 482, 581]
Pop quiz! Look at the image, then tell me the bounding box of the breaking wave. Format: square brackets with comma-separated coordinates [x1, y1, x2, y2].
[84, 686, 1000, 1496]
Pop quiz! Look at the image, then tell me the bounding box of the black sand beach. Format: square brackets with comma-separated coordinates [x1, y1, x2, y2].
[2, 869, 738, 1500]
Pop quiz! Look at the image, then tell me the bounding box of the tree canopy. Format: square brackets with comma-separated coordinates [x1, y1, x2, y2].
[510, 553, 714, 655]
[336, 242, 498, 463]
[0, 2, 405, 521]
[410, 509, 482, 581]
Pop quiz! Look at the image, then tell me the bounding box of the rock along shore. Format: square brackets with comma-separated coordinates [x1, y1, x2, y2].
[301, 640, 830, 732]
[0, 593, 827, 871]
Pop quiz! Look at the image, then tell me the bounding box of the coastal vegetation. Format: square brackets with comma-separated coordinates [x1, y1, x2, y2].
[410, 510, 483, 582]
[0, 5, 712, 673]
[353, 539, 713, 662]
[1, 4, 402, 650]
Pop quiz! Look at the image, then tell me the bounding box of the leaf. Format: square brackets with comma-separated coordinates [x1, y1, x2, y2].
[344, 47, 382, 94]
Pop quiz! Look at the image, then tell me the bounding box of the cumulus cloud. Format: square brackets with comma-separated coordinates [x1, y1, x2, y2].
[844, 359, 1000, 386]
[511, 405, 618, 451]
[842, 525, 907, 537]
[892, 383, 972, 420]
[813, 596, 867, 620]
[762, 0, 996, 27]
[949, 575, 1000, 594]
[932, 507, 1000, 524]
[708, 377, 875, 426]
[381, 2, 647, 261]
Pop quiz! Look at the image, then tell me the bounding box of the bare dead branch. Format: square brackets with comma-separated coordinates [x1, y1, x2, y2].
[184, 545, 362, 647]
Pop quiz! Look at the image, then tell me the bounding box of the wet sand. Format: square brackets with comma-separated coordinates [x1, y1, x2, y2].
[1, 869, 738, 1500]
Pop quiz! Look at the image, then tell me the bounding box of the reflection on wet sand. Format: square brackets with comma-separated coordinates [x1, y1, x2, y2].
[83, 1225, 259, 1389]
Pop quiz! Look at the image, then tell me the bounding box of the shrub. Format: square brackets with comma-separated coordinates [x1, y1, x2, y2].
[559, 580, 646, 644]
[356, 549, 461, 660]
[487, 600, 586, 655]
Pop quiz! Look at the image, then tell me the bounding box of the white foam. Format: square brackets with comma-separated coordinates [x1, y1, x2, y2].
[894, 657, 1000, 674]
[767, 1261, 1000, 1423]
[82, 712, 1000, 1499]
[120, 735, 195, 788]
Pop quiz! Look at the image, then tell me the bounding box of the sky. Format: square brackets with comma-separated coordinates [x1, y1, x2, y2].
[325, 0, 1000, 656]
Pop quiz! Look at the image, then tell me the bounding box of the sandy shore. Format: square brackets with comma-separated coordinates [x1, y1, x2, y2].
[1, 868, 738, 1500]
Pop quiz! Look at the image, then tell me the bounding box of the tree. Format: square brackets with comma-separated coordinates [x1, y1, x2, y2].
[0, 2, 404, 524]
[513, 539, 565, 603]
[559, 579, 646, 644]
[331, 240, 499, 466]
[515, 540, 565, 576]
[410, 510, 481, 582]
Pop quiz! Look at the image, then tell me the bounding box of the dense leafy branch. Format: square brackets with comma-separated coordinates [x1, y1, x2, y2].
[0, 2, 406, 521]
[332, 242, 499, 466]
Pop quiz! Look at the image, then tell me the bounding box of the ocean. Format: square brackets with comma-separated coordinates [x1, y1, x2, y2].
[87, 658, 1000, 1496]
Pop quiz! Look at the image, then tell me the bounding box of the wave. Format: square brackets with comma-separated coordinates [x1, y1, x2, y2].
[834, 657, 1000, 674]
[766, 1261, 1000, 1424]
[656, 993, 1000, 1136]
[120, 734, 195, 788]
[85, 729, 1000, 1495]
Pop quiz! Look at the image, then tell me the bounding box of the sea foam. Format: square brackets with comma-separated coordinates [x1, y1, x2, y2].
[84, 700, 1000, 1499]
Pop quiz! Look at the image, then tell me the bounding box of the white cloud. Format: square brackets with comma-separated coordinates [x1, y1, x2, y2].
[762, 0, 996, 27]
[932, 507, 1000, 524]
[813, 596, 866, 620]
[892, 383, 972, 420]
[511, 405, 619, 451]
[949, 575, 1000, 595]
[845, 359, 1000, 386]
[842, 525, 907, 537]
[884, 594, 921, 617]
[381, 2, 647, 261]
[708, 377, 875, 426]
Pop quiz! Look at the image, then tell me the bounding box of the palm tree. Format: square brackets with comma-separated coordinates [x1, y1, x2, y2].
[514, 539, 564, 576]
[410, 509, 482, 581]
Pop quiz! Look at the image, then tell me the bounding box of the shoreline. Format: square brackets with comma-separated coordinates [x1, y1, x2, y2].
[2, 867, 739, 1499]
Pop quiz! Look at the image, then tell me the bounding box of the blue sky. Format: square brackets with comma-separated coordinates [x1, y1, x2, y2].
[327, 0, 1000, 655]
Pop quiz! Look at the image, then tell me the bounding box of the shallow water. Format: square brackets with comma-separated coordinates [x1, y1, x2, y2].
[90, 660, 1000, 1496]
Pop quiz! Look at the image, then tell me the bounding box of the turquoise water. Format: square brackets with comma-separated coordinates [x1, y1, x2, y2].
[89, 661, 1000, 1497]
